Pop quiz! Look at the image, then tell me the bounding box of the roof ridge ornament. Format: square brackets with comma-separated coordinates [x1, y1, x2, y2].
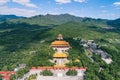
[57, 34, 63, 40]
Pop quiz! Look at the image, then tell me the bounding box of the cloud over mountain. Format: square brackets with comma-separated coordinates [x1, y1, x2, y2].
[12, 0, 38, 8]
[0, 6, 38, 17]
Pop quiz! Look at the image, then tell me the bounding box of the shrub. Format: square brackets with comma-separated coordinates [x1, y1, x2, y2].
[41, 70, 53, 76]
[10, 74, 16, 80]
[66, 69, 77, 76]
[25, 74, 37, 80]
[0, 75, 2, 80]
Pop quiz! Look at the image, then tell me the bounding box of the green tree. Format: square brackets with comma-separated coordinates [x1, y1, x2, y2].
[85, 71, 99, 80]
[0, 75, 2, 80]
[66, 62, 73, 68]
[10, 75, 16, 80]
[25, 74, 37, 80]
[41, 70, 53, 76]
[73, 62, 82, 67]
[2, 66, 8, 71]
[16, 68, 29, 78]
[66, 70, 77, 76]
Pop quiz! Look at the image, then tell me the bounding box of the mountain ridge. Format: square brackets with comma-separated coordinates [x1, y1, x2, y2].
[0, 14, 119, 28]
[6, 14, 108, 27]
[0, 14, 24, 21]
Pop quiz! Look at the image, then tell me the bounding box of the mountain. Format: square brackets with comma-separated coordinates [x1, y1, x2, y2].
[107, 18, 120, 28]
[8, 14, 108, 27]
[1, 14, 119, 28]
[0, 15, 24, 21]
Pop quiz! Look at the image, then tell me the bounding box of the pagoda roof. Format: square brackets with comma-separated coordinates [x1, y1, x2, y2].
[53, 53, 67, 58]
[51, 40, 70, 46]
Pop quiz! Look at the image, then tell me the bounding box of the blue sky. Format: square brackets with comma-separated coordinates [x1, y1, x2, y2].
[0, 0, 120, 19]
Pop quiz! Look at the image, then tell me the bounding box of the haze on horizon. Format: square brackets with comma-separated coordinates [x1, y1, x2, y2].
[0, 0, 120, 19]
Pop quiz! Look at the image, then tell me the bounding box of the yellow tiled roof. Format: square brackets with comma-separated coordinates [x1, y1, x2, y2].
[74, 59, 80, 62]
[53, 53, 67, 58]
[51, 40, 70, 46]
[54, 65, 66, 68]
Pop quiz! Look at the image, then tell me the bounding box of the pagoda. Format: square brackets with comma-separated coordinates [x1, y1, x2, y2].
[50, 34, 70, 67]
[51, 34, 70, 51]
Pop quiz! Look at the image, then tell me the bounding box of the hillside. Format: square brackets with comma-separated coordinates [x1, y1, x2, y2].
[0, 15, 24, 21]
[0, 14, 120, 80]
[107, 18, 120, 28]
[7, 14, 108, 27]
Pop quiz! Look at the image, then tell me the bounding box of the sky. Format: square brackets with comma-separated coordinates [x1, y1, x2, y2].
[0, 0, 120, 19]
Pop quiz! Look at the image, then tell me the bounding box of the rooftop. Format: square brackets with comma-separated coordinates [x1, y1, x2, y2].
[53, 53, 67, 58]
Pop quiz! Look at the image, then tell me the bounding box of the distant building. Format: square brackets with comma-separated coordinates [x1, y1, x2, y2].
[14, 64, 26, 72]
[102, 58, 112, 64]
[19, 64, 26, 68]
[81, 39, 112, 64]
[0, 71, 15, 80]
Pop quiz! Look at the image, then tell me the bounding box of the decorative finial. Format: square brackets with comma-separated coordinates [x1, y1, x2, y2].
[57, 34, 63, 40]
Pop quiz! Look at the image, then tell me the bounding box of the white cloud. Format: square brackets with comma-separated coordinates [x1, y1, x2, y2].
[100, 6, 105, 8]
[98, 13, 117, 19]
[0, 0, 10, 5]
[55, 0, 71, 4]
[74, 0, 85, 3]
[113, 2, 120, 6]
[12, 0, 38, 8]
[0, 6, 39, 17]
[101, 10, 108, 13]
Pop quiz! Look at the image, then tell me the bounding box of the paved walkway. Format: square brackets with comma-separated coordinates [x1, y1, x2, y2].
[37, 76, 83, 80]
[18, 69, 85, 80]
[37, 70, 84, 80]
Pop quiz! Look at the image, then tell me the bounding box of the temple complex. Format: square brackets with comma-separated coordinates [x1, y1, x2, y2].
[19, 34, 86, 80]
[50, 34, 70, 67]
